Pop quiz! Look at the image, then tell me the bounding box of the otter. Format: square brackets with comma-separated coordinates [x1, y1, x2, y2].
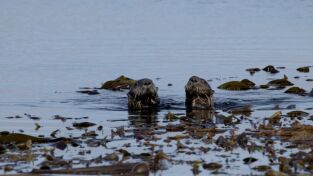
[185, 76, 214, 110]
[128, 78, 160, 110]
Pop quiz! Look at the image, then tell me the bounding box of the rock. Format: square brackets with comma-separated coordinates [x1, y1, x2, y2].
[263, 65, 279, 73]
[284, 87, 306, 95]
[218, 79, 255, 91]
[267, 76, 294, 87]
[101, 75, 135, 90]
[297, 66, 310, 73]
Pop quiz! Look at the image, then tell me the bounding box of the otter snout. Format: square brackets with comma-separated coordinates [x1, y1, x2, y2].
[185, 76, 214, 110]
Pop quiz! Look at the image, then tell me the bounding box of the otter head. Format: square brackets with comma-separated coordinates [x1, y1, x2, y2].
[128, 78, 160, 110]
[185, 76, 214, 110]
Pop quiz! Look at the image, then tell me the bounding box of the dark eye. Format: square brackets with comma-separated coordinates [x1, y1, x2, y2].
[144, 82, 151, 86]
[191, 78, 197, 82]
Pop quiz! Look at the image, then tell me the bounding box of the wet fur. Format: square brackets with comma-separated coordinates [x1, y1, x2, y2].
[128, 79, 160, 110]
[185, 76, 214, 110]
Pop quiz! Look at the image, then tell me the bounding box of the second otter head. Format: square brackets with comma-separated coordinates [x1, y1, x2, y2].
[185, 76, 214, 110]
[128, 78, 160, 110]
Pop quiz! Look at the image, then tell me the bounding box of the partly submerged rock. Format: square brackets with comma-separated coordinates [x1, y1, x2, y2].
[297, 66, 310, 73]
[218, 79, 255, 91]
[284, 87, 306, 95]
[101, 75, 135, 90]
[263, 65, 279, 74]
[267, 76, 294, 87]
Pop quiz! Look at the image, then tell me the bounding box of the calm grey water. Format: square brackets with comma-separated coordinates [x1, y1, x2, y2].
[1, 0, 313, 175]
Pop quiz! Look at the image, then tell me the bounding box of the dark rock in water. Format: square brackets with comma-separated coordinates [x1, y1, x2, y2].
[185, 76, 214, 110]
[167, 83, 173, 86]
[294, 76, 300, 79]
[101, 75, 135, 90]
[297, 66, 310, 73]
[263, 65, 279, 73]
[284, 87, 306, 95]
[267, 76, 294, 87]
[218, 79, 255, 91]
[128, 78, 160, 110]
[277, 66, 286, 69]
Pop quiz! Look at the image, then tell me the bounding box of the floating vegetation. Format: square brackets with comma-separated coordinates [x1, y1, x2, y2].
[284, 87, 306, 95]
[267, 76, 294, 87]
[2, 66, 313, 175]
[218, 79, 255, 91]
[101, 75, 135, 90]
[297, 66, 310, 73]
